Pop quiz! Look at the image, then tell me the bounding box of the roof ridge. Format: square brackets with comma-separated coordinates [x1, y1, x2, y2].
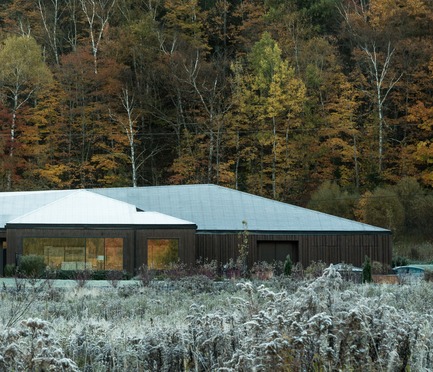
[6, 190, 82, 223]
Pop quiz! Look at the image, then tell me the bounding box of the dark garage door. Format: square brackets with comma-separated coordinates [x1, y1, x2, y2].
[258, 241, 299, 263]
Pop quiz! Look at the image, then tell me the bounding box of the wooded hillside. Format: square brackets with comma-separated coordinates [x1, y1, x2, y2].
[0, 1, 432, 213]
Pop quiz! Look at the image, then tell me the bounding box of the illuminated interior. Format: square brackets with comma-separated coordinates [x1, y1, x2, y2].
[147, 239, 179, 269]
[23, 237, 123, 270]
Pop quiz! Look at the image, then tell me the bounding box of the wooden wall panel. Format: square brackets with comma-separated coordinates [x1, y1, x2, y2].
[6, 227, 196, 274]
[135, 228, 196, 270]
[196, 233, 392, 268]
[3, 227, 391, 274]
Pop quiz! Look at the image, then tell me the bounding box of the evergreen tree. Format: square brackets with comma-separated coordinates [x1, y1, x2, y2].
[362, 255, 373, 283]
[284, 254, 292, 276]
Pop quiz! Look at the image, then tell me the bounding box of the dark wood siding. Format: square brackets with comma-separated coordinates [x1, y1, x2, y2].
[6, 228, 135, 273]
[4, 227, 391, 274]
[196, 233, 392, 268]
[6, 227, 196, 274]
[135, 228, 196, 270]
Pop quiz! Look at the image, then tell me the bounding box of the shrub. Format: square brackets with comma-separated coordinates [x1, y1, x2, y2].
[372, 260, 389, 275]
[357, 187, 405, 234]
[4, 264, 16, 277]
[87, 270, 106, 280]
[164, 261, 189, 280]
[74, 269, 92, 288]
[17, 255, 46, 278]
[394, 177, 425, 233]
[137, 264, 155, 286]
[424, 270, 433, 282]
[307, 181, 358, 219]
[195, 259, 218, 279]
[236, 220, 249, 277]
[305, 261, 327, 279]
[409, 247, 421, 261]
[392, 255, 409, 268]
[251, 261, 274, 280]
[412, 195, 433, 236]
[106, 270, 124, 288]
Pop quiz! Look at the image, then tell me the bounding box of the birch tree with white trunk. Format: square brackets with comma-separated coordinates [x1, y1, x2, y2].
[0, 36, 52, 190]
[79, 0, 117, 74]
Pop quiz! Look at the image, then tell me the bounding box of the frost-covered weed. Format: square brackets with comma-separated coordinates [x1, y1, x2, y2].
[1, 269, 433, 370]
[0, 317, 79, 371]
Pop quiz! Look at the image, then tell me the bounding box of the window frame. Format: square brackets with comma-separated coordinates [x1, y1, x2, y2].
[147, 238, 179, 269]
[22, 237, 124, 270]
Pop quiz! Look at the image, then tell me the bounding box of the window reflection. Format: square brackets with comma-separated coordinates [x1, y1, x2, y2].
[86, 238, 105, 270]
[105, 238, 123, 270]
[148, 239, 178, 269]
[23, 237, 123, 270]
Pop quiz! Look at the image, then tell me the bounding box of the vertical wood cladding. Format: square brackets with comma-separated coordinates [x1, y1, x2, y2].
[135, 229, 196, 270]
[196, 233, 392, 268]
[4, 227, 391, 273]
[6, 227, 196, 274]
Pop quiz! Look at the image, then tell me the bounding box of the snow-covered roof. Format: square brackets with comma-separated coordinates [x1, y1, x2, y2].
[5, 190, 195, 227]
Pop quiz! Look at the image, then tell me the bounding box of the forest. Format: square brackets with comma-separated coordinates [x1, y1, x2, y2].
[0, 0, 433, 235]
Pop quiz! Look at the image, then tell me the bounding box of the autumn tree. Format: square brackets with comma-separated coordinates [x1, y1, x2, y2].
[58, 46, 128, 187]
[0, 0, 37, 35]
[0, 35, 52, 190]
[296, 37, 361, 189]
[162, 0, 207, 52]
[36, 0, 62, 65]
[79, 0, 117, 74]
[407, 99, 433, 186]
[230, 0, 267, 56]
[109, 87, 164, 187]
[19, 81, 70, 189]
[156, 1, 236, 185]
[340, 0, 403, 178]
[227, 32, 306, 199]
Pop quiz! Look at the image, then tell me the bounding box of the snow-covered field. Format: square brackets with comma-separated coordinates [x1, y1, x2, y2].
[1, 267, 432, 371]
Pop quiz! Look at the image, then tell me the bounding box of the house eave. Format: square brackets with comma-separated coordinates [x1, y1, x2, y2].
[5, 223, 197, 230]
[196, 229, 392, 235]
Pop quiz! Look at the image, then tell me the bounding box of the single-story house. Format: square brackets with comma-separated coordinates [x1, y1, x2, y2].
[0, 184, 392, 274]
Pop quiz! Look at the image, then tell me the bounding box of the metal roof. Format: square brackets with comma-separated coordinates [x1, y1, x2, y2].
[5, 190, 195, 227]
[93, 184, 390, 233]
[0, 189, 74, 228]
[0, 184, 390, 233]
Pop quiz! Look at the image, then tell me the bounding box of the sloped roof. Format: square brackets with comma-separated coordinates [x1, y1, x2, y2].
[0, 184, 390, 233]
[5, 190, 195, 227]
[93, 184, 390, 233]
[0, 190, 74, 228]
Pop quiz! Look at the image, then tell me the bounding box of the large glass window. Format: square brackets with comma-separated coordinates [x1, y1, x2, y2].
[105, 238, 123, 270]
[147, 239, 179, 269]
[23, 237, 123, 270]
[86, 238, 105, 270]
